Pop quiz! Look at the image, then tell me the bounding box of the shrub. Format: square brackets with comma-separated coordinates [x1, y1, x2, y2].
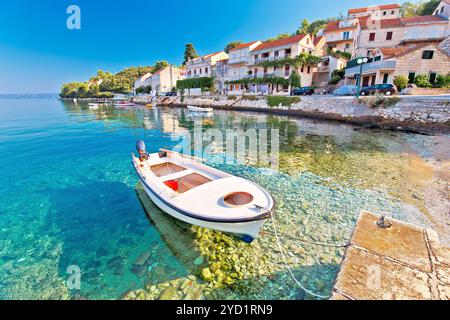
[267, 96, 301, 108]
[358, 95, 400, 108]
[435, 73, 450, 88]
[393, 75, 409, 91]
[228, 95, 237, 100]
[414, 75, 432, 88]
[329, 75, 342, 85]
[241, 95, 258, 101]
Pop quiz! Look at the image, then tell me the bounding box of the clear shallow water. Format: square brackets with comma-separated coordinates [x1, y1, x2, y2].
[0, 98, 448, 300]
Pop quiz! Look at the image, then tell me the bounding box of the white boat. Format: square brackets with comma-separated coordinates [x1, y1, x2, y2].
[114, 101, 135, 107]
[187, 105, 213, 113]
[132, 143, 274, 243]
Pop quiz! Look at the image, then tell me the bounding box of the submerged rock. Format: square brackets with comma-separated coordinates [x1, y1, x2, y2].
[158, 287, 179, 300]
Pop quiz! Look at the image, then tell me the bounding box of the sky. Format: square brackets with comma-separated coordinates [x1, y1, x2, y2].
[0, 0, 410, 93]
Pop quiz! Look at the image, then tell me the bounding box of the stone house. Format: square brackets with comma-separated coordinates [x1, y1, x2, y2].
[344, 41, 450, 86]
[323, 19, 360, 54]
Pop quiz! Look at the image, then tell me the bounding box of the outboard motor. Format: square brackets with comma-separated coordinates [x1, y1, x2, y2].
[136, 140, 148, 161]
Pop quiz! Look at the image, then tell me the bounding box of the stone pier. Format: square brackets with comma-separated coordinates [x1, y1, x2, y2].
[331, 211, 450, 300]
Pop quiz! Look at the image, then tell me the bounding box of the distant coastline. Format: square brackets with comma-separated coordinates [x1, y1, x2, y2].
[0, 93, 59, 99]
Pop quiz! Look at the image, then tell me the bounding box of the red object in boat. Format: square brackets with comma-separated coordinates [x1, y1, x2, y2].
[164, 180, 179, 191]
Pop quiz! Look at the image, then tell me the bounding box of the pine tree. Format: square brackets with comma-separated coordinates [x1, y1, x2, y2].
[183, 43, 199, 65]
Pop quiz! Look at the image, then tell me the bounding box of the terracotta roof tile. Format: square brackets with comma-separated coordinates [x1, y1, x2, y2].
[313, 36, 324, 46]
[359, 17, 403, 30]
[348, 4, 400, 14]
[380, 47, 410, 57]
[401, 15, 448, 24]
[203, 52, 225, 59]
[324, 20, 359, 32]
[253, 34, 307, 51]
[229, 41, 260, 51]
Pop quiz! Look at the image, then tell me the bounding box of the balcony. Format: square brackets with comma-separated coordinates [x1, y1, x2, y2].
[252, 55, 290, 65]
[345, 60, 396, 76]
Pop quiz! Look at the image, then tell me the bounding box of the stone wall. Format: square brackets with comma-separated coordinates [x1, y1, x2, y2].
[406, 88, 450, 95]
[156, 95, 450, 133]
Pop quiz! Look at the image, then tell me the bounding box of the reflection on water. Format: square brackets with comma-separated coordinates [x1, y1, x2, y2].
[0, 99, 448, 300]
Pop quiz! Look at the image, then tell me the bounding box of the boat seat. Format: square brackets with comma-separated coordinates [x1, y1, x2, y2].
[150, 162, 187, 177]
[159, 169, 194, 182]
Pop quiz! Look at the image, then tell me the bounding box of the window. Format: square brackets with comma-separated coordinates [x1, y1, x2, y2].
[254, 68, 258, 76]
[383, 73, 389, 84]
[408, 72, 415, 84]
[301, 66, 304, 73]
[194, 69, 197, 75]
[429, 72, 437, 84]
[343, 31, 350, 40]
[386, 31, 393, 40]
[383, 11, 387, 16]
[205, 67, 208, 74]
[307, 66, 311, 74]
[369, 33, 376, 41]
[391, 10, 395, 15]
[306, 38, 310, 45]
[374, 56, 381, 61]
[275, 50, 279, 57]
[422, 50, 434, 59]
[285, 48, 292, 55]
[441, 7, 444, 14]
[285, 65, 290, 77]
[199, 68, 202, 74]
[263, 66, 268, 75]
[345, 43, 350, 49]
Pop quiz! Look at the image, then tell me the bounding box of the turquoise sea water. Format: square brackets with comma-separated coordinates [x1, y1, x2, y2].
[0, 98, 447, 300]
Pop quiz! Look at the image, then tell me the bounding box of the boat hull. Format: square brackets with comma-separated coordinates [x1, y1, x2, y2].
[138, 177, 265, 243]
[187, 106, 213, 113]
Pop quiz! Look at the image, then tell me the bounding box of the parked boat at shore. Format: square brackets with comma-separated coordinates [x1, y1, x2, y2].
[132, 142, 274, 242]
[187, 105, 213, 113]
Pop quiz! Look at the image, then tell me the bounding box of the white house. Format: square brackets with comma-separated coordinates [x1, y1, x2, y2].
[434, 0, 450, 18]
[227, 41, 262, 94]
[134, 73, 152, 92]
[185, 52, 229, 79]
[247, 34, 318, 92]
[149, 66, 184, 95]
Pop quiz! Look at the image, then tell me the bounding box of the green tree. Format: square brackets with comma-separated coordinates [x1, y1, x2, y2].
[266, 33, 292, 42]
[296, 19, 310, 35]
[153, 61, 170, 73]
[400, 1, 420, 17]
[419, 0, 441, 15]
[289, 70, 301, 88]
[393, 75, 409, 91]
[307, 20, 328, 35]
[183, 43, 199, 65]
[224, 41, 243, 53]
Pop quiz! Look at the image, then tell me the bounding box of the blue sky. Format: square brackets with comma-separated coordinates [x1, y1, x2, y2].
[0, 0, 409, 93]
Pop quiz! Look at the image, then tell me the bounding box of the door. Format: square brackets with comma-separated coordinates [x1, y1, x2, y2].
[362, 76, 370, 87]
[382, 73, 389, 84]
